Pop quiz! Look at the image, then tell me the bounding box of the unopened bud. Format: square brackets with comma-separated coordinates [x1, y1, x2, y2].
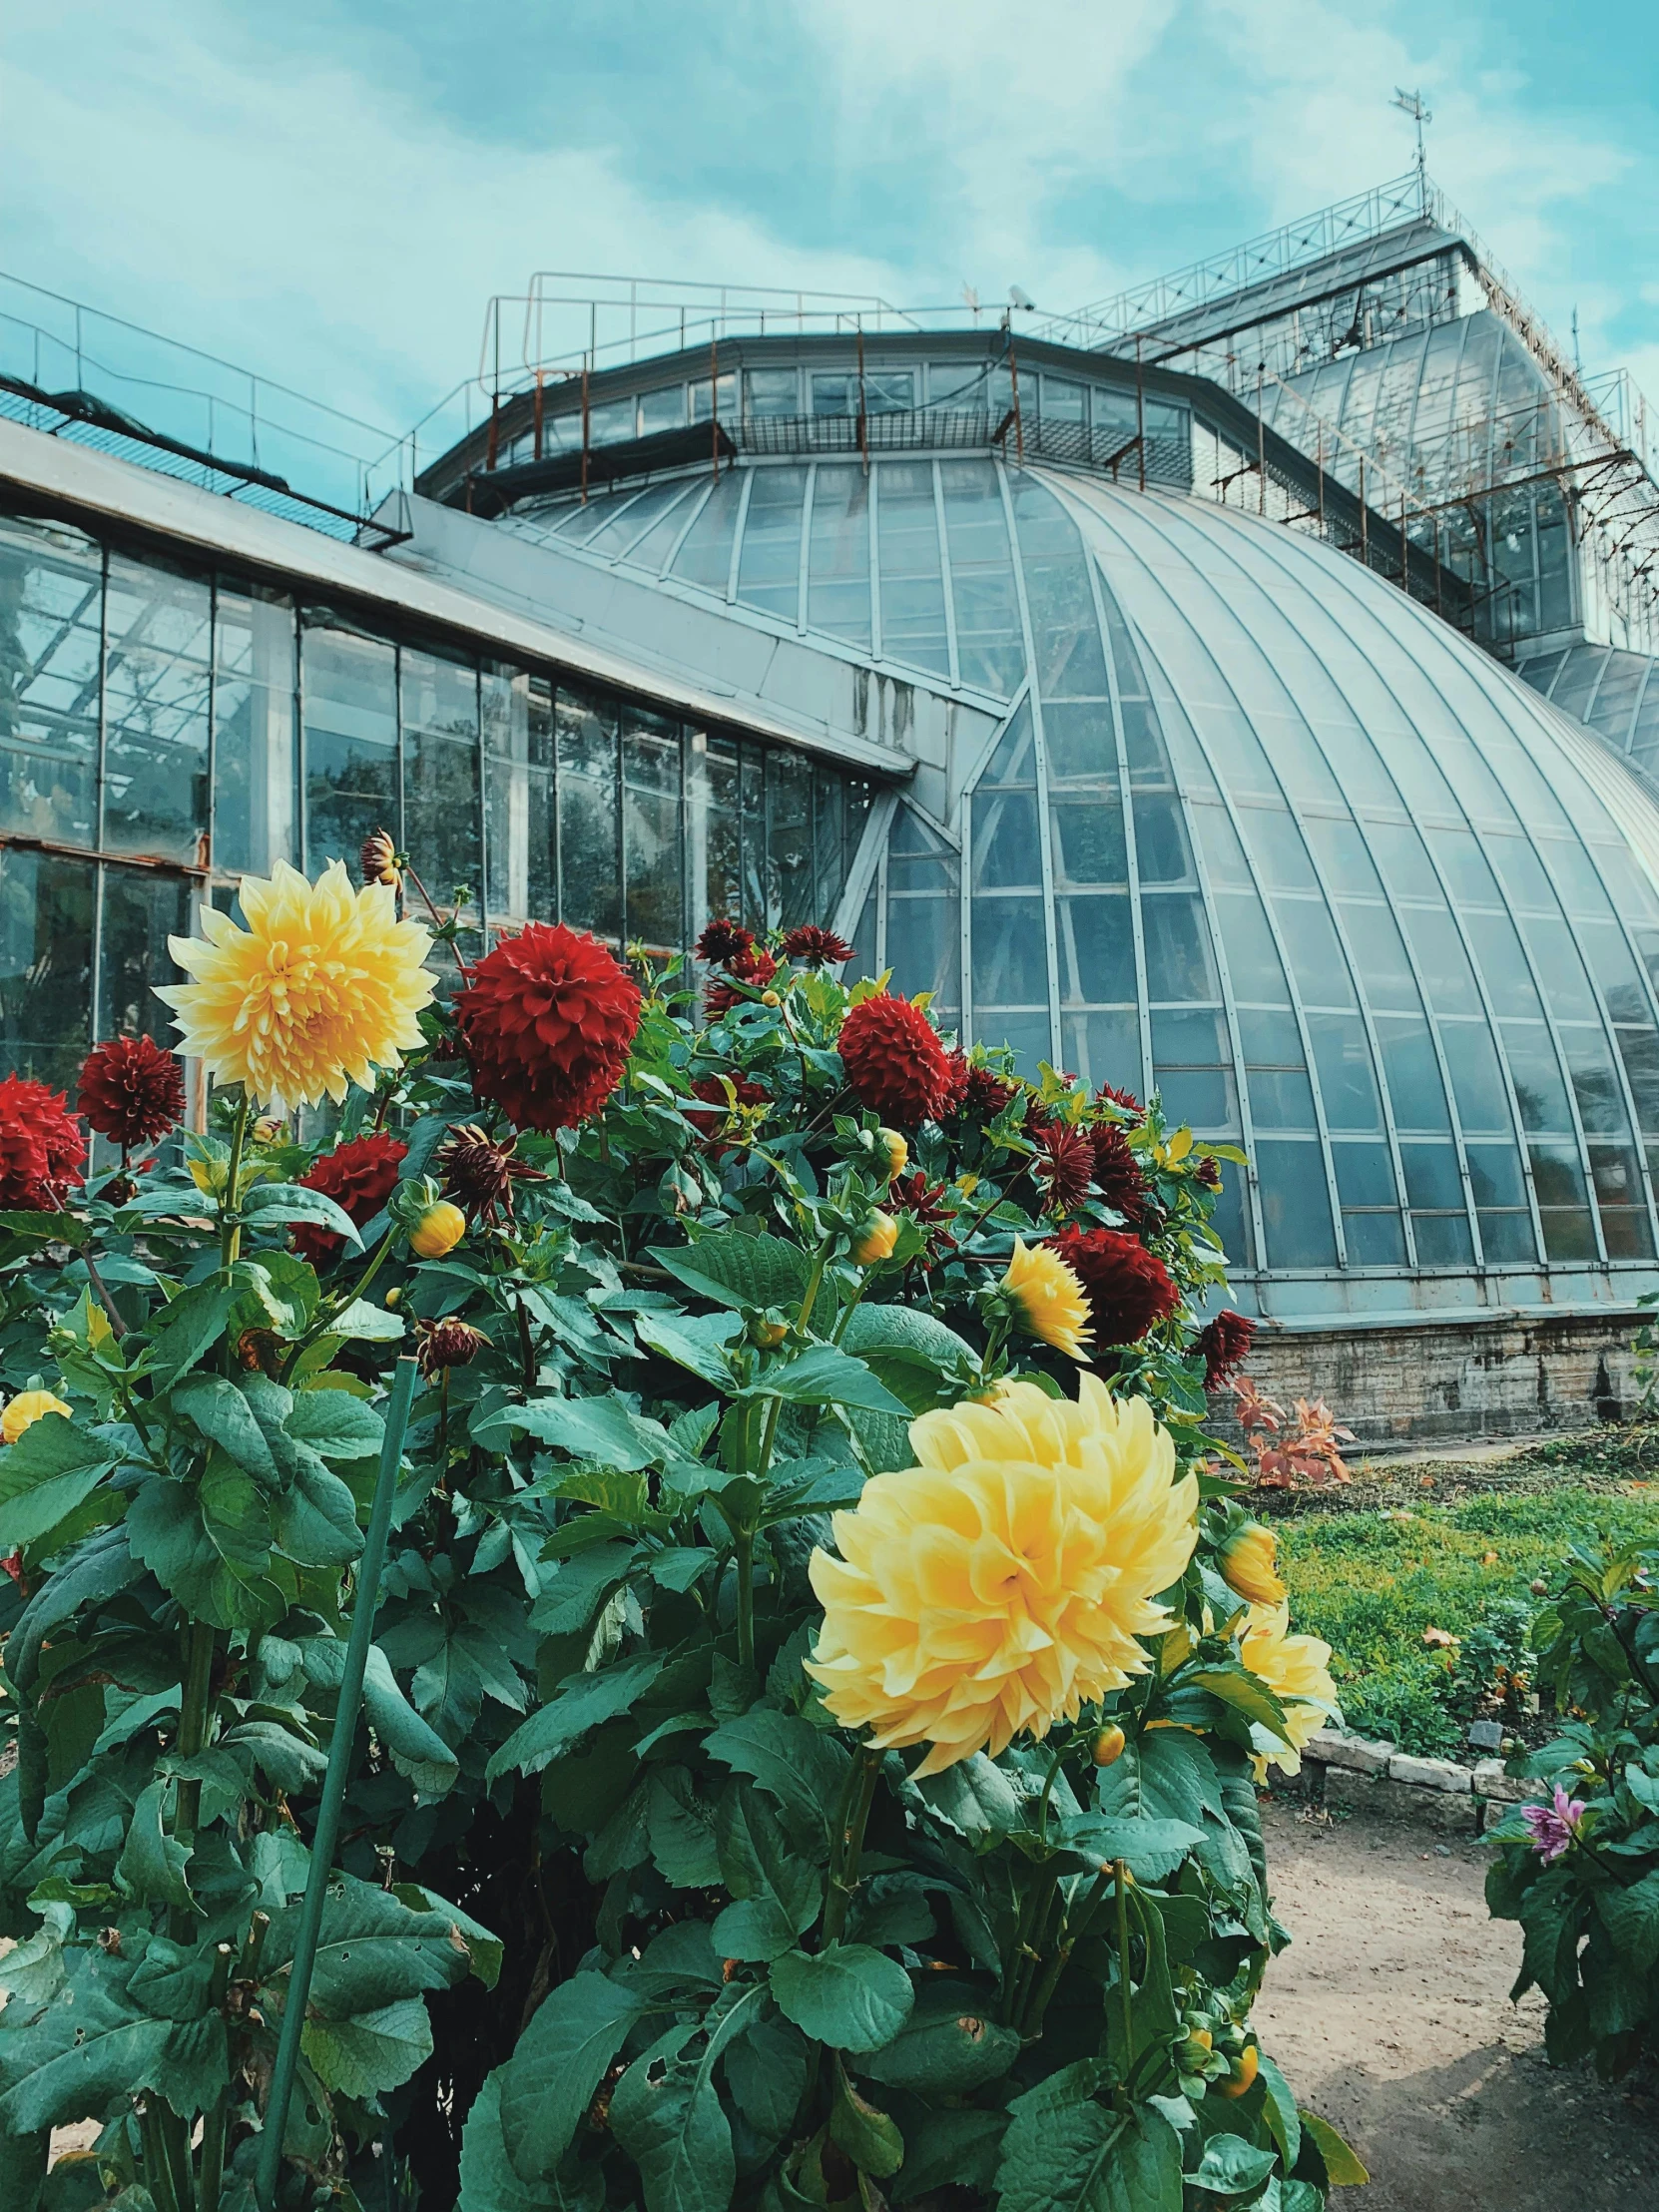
[1091, 1725, 1126, 1769]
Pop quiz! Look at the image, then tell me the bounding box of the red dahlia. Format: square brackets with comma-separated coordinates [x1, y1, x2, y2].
[1095, 1083, 1142, 1119]
[954, 1060, 1016, 1123]
[1049, 1225, 1180, 1347]
[416, 1316, 489, 1379]
[456, 922, 641, 1133]
[685, 1074, 770, 1156]
[77, 1036, 186, 1152]
[838, 992, 954, 1124]
[936, 1049, 970, 1117]
[1194, 1154, 1222, 1190]
[892, 1170, 958, 1254]
[439, 1123, 542, 1224]
[695, 918, 755, 965]
[782, 923, 853, 968]
[1035, 1124, 1095, 1215]
[705, 948, 779, 1019]
[294, 1133, 408, 1265]
[1090, 1123, 1151, 1230]
[0, 1076, 86, 1211]
[1196, 1309, 1256, 1390]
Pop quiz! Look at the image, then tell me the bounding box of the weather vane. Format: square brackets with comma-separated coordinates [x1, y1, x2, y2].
[1391, 86, 1433, 209]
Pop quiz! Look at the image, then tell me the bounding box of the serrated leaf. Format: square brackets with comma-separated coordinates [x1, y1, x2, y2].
[0, 1417, 120, 1552]
[1059, 1814, 1205, 1885]
[0, 1948, 172, 2136]
[458, 2073, 583, 2211]
[114, 1780, 193, 1910]
[486, 1652, 666, 1784]
[328, 1297, 404, 1344]
[260, 1877, 479, 2020]
[997, 2071, 1181, 2212]
[297, 1638, 459, 1797]
[633, 1310, 742, 1387]
[529, 1543, 640, 1634]
[145, 1281, 239, 1387]
[837, 1306, 977, 1413]
[712, 1787, 823, 1962]
[303, 1997, 432, 2098]
[753, 1345, 908, 1416]
[498, 1970, 645, 2180]
[508, 1396, 663, 1470]
[770, 1944, 913, 2054]
[127, 1470, 282, 1633]
[704, 1710, 850, 1855]
[242, 1182, 363, 1245]
[1191, 2133, 1278, 2194]
[649, 1233, 812, 1314]
[173, 1376, 280, 1484]
[912, 1754, 1024, 1838]
[611, 1985, 765, 2212]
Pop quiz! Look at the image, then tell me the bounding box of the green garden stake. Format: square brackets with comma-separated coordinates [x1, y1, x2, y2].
[256, 1354, 420, 2211]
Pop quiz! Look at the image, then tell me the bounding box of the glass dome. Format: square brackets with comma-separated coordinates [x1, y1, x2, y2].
[498, 454, 1659, 1317]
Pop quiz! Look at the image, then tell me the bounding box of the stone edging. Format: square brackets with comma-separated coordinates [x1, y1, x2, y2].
[1291, 1727, 1541, 1837]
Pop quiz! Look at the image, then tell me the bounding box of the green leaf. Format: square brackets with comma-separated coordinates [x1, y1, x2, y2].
[1094, 1730, 1222, 1829]
[243, 1182, 362, 1245]
[530, 1543, 641, 1635]
[221, 1719, 329, 1794]
[830, 2059, 903, 2179]
[996, 2074, 1181, 2212]
[1184, 1664, 1291, 1740]
[859, 1996, 1020, 2094]
[261, 1877, 479, 2020]
[722, 2012, 810, 2145]
[912, 1754, 1024, 1838]
[498, 1971, 645, 2180]
[611, 1985, 765, 2212]
[303, 1997, 432, 2098]
[127, 1470, 282, 1633]
[837, 1306, 976, 1413]
[712, 1788, 823, 1962]
[0, 1417, 119, 1552]
[1593, 1869, 1659, 1974]
[297, 1638, 459, 1797]
[509, 1396, 663, 1470]
[328, 1297, 404, 1344]
[891, 2104, 1008, 2205]
[646, 1768, 723, 1888]
[272, 1459, 363, 1569]
[1190, 2134, 1277, 2195]
[145, 1281, 239, 1387]
[173, 1377, 281, 1485]
[649, 1233, 811, 1314]
[634, 1310, 742, 1387]
[1059, 1814, 1205, 1884]
[286, 1387, 385, 1461]
[1299, 2110, 1369, 2186]
[0, 1948, 171, 2136]
[486, 1652, 667, 1783]
[704, 1710, 850, 1855]
[114, 1781, 193, 1910]
[754, 1345, 909, 1415]
[769, 1943, 913, 2055]
[1256, 2051, 1301, 2172]
[459, 2073, 589, 2212]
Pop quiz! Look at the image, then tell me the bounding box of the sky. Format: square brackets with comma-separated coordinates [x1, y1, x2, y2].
[2, 0, 1656, 481]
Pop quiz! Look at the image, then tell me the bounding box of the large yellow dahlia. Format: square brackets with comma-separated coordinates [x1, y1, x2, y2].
[1002, 1238, 1093, 1362]
[1240, 1601, 1338, 1781]
[159, 861, 434, 1113]
[808, 1374, 1199, 1775]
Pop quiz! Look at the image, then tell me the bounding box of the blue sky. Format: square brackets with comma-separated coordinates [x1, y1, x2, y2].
[2, 0, 1655, 460]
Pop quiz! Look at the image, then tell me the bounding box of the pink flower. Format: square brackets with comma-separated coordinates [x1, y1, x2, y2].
[1522, 1784, 1588, 1865]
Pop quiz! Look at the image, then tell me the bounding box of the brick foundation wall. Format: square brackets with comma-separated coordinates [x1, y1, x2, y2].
[1215, 1306, 1646, 1451]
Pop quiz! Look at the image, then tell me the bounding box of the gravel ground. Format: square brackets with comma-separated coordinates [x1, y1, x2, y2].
[1257, 1801, 1659, 2209]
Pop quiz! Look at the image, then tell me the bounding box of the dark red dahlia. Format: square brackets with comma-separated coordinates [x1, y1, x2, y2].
[955, 1061, 1016, 1123]
[892, 1170, 958, 1254]
[1090, 1122, 1151, 1230]
[439, 1123, 542, 1224]
[456, 922, 642, 1133]
[293, 1133, 408, 1265]
[1095, 1083, 1143, 1119]
[685, 1074, 770, 1155]
[0, 1076, 86, 1211]
[695, 917, 756, 965]
[782, 923, 853, 968]
[1196, 1309, 1256, 1391]
[705, 948, 780, 1019]
[838, 992, 953, 1124]
[936, 1049, 970, 1117]
[416, 1316, 489, 1379]
[77, 1036, 185, 1152]
[1035, 1124, 1095, 1216]
[1049, 1225, 1180, 1347]
[1194, 1153, 1222, 1191]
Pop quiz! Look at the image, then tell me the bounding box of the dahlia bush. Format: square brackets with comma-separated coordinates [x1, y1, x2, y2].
[0, 857, 1356, 2212]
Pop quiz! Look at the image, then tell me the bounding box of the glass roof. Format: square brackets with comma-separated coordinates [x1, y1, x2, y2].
[1514, 641, 1659, 782]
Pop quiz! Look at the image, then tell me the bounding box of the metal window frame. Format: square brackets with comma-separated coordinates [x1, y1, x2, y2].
[995, 461, 1063, 1063]
[1081, 553, 1153, 1105]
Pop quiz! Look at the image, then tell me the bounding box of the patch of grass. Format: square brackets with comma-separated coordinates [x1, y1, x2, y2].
[1278, 1478, 1659, 1760]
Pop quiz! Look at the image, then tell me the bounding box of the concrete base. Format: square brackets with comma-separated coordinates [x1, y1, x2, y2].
[1219, 1305, 1646, 1450]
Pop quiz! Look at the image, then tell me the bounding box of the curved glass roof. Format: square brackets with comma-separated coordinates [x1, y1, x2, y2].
[1514, 641, 1659, 782]
[484, 451, 1659, 1315]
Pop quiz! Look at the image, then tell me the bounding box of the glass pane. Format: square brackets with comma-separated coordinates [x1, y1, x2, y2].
[1376, 1014, 1451, 1132]
[0, 512, 101, 848]
[1011, 480, 1108, 698]
[1412, 1211, 1474, 1266]
[670, 471, 744, 591]
[1256, 1139, 1337, 1267]
[1273, 896, 1355, 1007]
[102, 552, 212, 863]
[1052, 793, 1126, 886]
[484, 668, 554, 923]
[813, 769, 847, 924]
[302, 620, 397, 870]
[1500, 1021, 1573, 1132]
[745, 369, 799, 419]
[1400, 1142, 1463, 1213]
[887, 844, 960, 1020]
[1439, 1021, 1512, 1135]
[1057, 893, 1135, 1004]
[401, 646, 481, 904]
[1332, 1140, 1397, 1209]
[767, 749, 815, 929]
[941, 460, 1023, 694]
[1479, 1209, 1537, 1263]
[1065, 1009, 1143, 1098]
[556, 687, 620, 938]
[1141, 893, 1218, 1001]
[687, 732, 741, 940]
[737, 467, 806, 622]
[214, 581, 296, 877]
[807, 467, 871, 647]
[874, 462, 948, 676]
[972, 789, 1041, 888]
[972, 892, 1048, 1011]
[1560, 1024, 1630, 1136]
[99, 866, 191, 1046]
[0, 847, 94, 1088]
[1307, 1012, 1382, 1131]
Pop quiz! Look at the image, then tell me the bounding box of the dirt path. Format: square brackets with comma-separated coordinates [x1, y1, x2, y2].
[1256, 1802, 1659, 2209]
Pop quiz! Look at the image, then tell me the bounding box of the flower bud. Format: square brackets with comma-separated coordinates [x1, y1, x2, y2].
[752, 1316, 789, 1350]
[1, 1390, 71, 1446]
[253, 1115, 286, 1147]
[417, 1317, 488, 1379]
[360, 828, 402, 891]
[1217, 2044, 1259, 2099]
[409, 1199, 466, 1259]
[1091, 1725, 1127, 1768]
[1530, 1577, 1548, 1596]
[761, 988, 782, 1007]
[1218, 1521, 1287, 1607]
[849, 1210, 899, 1267]
[874, 1127, 908, 1181]
[384, 1286, 401, 1308]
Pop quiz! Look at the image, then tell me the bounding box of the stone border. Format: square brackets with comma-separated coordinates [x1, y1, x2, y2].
[1287, 1727, 1541, 1838]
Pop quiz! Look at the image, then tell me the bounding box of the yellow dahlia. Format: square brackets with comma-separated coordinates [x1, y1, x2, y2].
[1240, 1601, 1338, 1781]
[808, 1373, 1199, 1775]
[158, 861, 434, 1113]
[1218, 1521, 1287, 1607]
[1, 1389, 70, 1445]
[1002, 1237, 1092, 1362]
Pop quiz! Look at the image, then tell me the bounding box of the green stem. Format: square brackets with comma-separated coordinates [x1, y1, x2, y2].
[1021, 1867, 1115, 2040]
[139, 2099, 184, 2212]
[278, 1223, 399, 1382]
[198, 1943, 235, 2212]
[821, 1747, 881, 1946]
[170, 1618, 217, 1938]
[221, 1091, 254, 1273]
[753, 1234, 833, 1483]
[1034, 1741, 1067, 1850]
[734, 1530, 755, 1671]
[1114, 1861, 1134, 2074]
